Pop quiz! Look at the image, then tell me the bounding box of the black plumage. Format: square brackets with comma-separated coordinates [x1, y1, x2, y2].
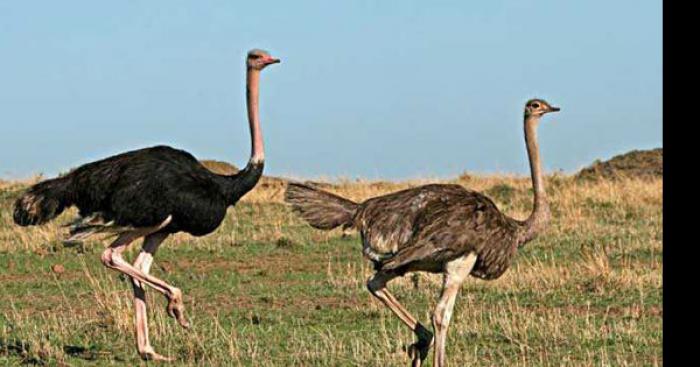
[14, 145, 263, 236]
[12, 48, 280, 362]
[285, 98, 560, 367]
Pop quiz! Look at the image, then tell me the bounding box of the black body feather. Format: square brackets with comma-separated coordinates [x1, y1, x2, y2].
[14, 145, 263, 237]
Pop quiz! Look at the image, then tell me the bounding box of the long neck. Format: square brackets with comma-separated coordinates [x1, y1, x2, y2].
[521, 114, 550, 242]
[246, 68, 264, 164]
[217, 67, 265, 203]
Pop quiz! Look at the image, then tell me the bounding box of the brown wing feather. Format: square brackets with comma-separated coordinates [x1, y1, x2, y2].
[356, 184, 522, 279]
[285, 181, 524, 280]
[354, 184, 467, 256]
[285, 182, 358, 230]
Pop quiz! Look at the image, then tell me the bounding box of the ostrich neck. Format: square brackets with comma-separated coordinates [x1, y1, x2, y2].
[216, 67, 265, 204]
[522, 115, 550, 242]
[246, 69, 264, 164]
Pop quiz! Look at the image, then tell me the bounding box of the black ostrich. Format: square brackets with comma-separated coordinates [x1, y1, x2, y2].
[13, 49, 280, 361]
[285, 99, 560, 367]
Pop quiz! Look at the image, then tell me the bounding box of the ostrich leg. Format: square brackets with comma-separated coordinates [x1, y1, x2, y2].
[367, 271, 434, 367]
[131, 232, 171, 361]
[431, 253, 477, 367]
[100, 216, 190, 328]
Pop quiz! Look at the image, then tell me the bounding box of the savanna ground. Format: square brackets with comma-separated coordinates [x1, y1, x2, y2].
[0, 171, 662, 366]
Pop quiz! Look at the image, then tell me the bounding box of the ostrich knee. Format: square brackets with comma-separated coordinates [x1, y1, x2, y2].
[101, 248, 125, 269]
[100, 248, 115, 268]
[432, 305, 446, 329]
[367, 276, 386, 294]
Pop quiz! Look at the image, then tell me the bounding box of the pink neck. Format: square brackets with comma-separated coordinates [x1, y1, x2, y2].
[246, 69, 264, 164]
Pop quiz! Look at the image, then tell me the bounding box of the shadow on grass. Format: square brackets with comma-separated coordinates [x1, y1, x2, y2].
[1, 337, 119, 365]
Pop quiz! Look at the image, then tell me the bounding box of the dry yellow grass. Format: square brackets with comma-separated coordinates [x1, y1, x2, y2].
[0, 173, 661, 366]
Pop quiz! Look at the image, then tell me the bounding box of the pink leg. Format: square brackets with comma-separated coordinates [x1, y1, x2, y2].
[100, 217, 189, 329]
[367, 271, 433, 367]
[131, 232, 173, 361]
[432, 254, 477, 367]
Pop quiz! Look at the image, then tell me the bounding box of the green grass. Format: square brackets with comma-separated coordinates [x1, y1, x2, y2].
[0, 176, 662, 366]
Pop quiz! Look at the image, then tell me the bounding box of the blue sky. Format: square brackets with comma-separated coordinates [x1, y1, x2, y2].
[0, 1, 661, 180]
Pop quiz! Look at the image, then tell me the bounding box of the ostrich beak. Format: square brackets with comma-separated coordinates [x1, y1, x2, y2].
[266, 58, 281, 64]
[549, 106, 561, 112]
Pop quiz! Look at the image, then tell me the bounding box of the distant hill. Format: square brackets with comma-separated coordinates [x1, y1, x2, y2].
[199, 160, 239, 175]
[199, 159, 286, 188]
[576, 148, 662, 181]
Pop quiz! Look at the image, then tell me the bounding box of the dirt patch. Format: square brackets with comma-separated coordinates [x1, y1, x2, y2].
[161, 250, 327, 276]
[576, 148, 662, 181]
[206, 293, 365, 314]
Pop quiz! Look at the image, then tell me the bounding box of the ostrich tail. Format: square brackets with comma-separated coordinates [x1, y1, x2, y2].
[13, 176, 72, 226]
[284, 182, 358, 230]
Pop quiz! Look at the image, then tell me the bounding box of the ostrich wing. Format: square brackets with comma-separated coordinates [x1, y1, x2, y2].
[380, 192, 519, 274]
[355, 184, 469, 256]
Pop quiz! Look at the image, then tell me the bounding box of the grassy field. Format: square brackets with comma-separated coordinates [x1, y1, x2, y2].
[0, 173, 662, 366]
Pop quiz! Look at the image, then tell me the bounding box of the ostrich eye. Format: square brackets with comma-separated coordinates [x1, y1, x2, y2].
[531, 103, 540, 109]
[249, 54, 261, 59]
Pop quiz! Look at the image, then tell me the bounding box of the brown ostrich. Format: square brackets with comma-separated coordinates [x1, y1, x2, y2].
[13, 49, 280, 361]
[285, 99, 560, 367]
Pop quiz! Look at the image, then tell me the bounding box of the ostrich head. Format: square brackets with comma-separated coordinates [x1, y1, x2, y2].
[524, 98, 560, 117]
[247, 49, 280, 70]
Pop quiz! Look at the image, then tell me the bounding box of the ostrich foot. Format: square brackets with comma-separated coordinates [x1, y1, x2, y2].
[407, 328, 433, 367]
[407, 341, 432, 367]
[140, 346, 175, 362]
[166, 289, 190, 329]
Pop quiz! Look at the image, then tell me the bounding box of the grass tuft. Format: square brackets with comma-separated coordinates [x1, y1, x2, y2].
[0, 173, 661, 366]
